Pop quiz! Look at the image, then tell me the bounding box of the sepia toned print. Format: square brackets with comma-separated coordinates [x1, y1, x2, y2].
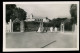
[3, 1, 79, 52]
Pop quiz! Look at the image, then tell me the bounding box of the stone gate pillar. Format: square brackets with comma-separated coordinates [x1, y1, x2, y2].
[74, 24, 77, 32]
[9, 19, 13, 32]
[72, 24, 77, 32]
[60, 22, 64, 32]
[11, 22, 13, 32]
[37, 19, 43, 32]
[20, 20, 24, 32]
[40, 21, 43, 32]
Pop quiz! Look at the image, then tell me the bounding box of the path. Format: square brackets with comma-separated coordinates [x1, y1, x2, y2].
[6, 32, 77, 48]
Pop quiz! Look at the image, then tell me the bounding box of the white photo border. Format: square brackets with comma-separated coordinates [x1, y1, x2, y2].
[3, 1, 79, 52]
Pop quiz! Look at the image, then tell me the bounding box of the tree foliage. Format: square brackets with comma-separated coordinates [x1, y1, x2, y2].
[49, 18, 72, 31]
[11, 8, 26, 21]
[24, 21, 40, 31]
[70, 4, 77, 24]
[6, 4, 16, 23]
[50, 18, 67, 28]
[6, 4, 26, 23]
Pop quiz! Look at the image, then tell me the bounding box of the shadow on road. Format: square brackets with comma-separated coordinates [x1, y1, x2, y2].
[41, 40, 56, 48]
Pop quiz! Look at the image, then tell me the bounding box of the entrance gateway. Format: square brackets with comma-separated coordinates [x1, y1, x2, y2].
[6, 18, 76, 33]
[6, 18, 24, 32]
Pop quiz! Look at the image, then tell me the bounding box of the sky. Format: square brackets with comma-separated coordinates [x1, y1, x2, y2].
[16, 4, 71, 19]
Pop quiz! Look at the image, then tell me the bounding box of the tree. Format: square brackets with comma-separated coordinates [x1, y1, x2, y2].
[6, 4, 16, 23]
[50, 18, 67, 28]
[6, 4, 27, 23]
[70, 4, 77, 24]
[11, 7, 26, 21]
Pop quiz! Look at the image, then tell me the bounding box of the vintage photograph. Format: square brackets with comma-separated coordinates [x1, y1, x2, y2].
[3, 1, 79, 51]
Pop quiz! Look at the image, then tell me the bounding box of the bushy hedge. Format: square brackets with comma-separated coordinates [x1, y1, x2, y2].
[24, 21, 40, 31]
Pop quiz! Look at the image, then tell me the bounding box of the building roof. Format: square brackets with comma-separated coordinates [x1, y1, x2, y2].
[64, 19, 70, 23]
[13, 18, 21, 23]
[25, 14, 50, 22]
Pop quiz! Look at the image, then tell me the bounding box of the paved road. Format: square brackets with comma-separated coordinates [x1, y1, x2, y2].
[6, 32, 77, 48]
[45, 32, 77, 48]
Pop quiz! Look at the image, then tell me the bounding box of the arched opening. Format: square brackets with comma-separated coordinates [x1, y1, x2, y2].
[13, 22, 20, 32]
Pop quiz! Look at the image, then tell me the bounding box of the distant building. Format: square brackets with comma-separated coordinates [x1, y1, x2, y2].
[25, 13, 49, 23]
[25, 13, 35, 21]
[24, 13, 50, 32]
